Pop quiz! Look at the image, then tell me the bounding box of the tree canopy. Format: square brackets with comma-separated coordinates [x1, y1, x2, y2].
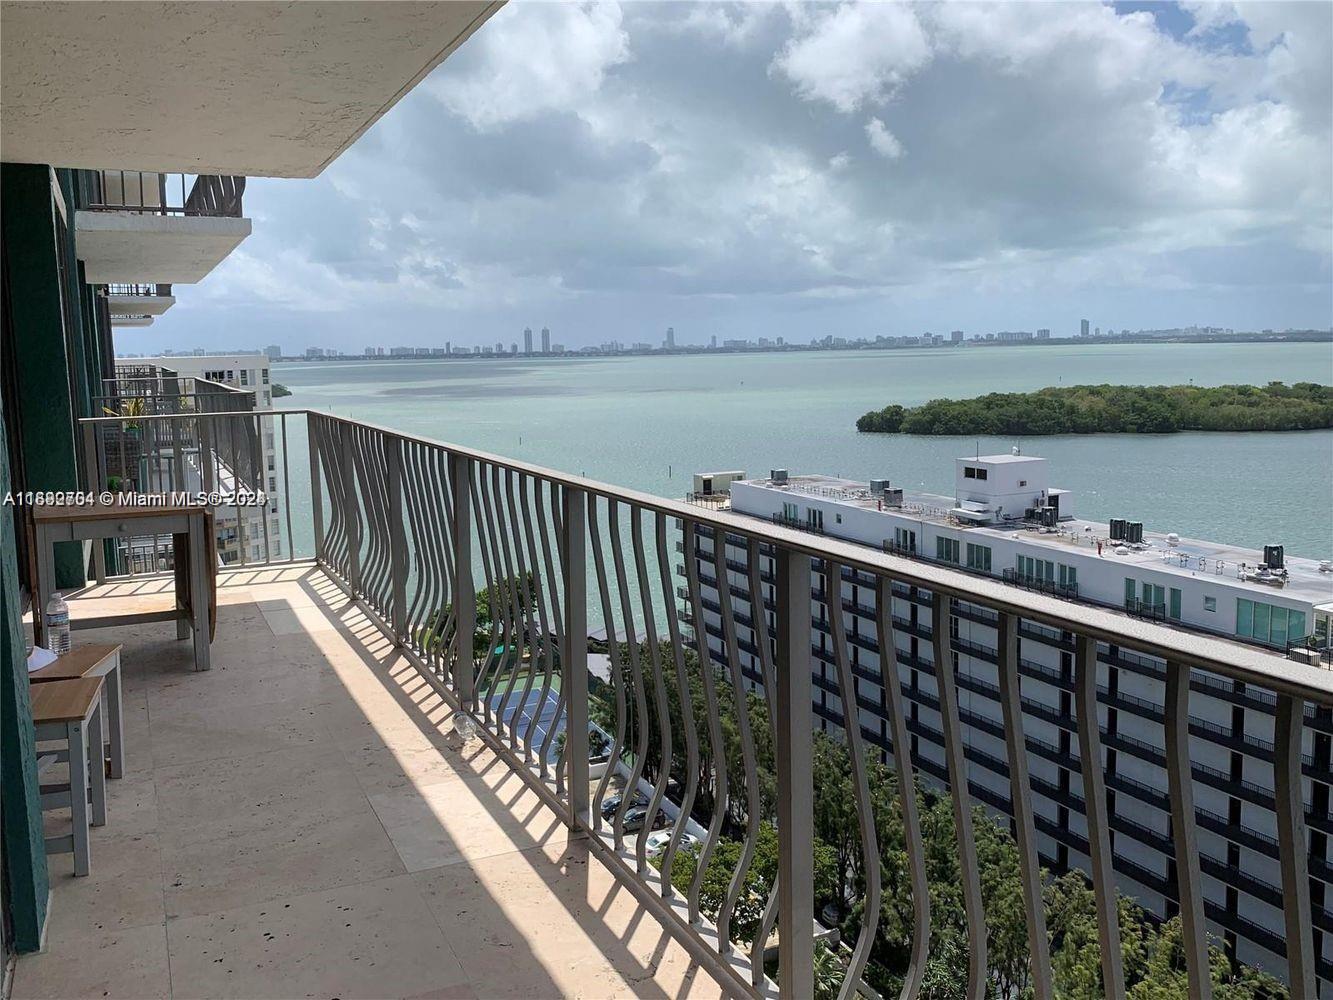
[856, 382, 1333, 435]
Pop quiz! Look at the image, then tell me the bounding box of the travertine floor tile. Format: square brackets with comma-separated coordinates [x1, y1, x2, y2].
[166, 874, 472, 1000]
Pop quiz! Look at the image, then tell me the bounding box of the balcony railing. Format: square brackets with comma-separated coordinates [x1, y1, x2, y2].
[72, 408, 1333, 999]
[86, 170, 246, 218]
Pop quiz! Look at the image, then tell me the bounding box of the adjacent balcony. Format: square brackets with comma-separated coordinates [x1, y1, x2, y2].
[105, 283, 176, 327]
[20, 406, 1332, 998]
[75, 171, 251, 284]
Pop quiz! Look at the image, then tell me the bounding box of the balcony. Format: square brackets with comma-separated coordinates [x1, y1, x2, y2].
[31, 406, 1333, 998]
[75, 172, 250, 284]
[13, 567, 724, 1000]
[105, 283, 176, 327]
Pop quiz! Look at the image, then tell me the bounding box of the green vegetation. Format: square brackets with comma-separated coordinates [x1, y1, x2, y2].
[271, 382, 293, 398]
[592, 639, 1288, 998]
[856, 382, 1333, 435]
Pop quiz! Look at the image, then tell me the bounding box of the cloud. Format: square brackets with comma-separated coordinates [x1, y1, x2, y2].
[772, 2, 932, 112]
[865, 118, 903, 159]
[424, 1, 630, 130]
[153, 1, 1331, 355]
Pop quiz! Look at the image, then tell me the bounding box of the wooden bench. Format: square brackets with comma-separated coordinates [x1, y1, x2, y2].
[30, 643, 125, 779]
[31, 678, 107, 876]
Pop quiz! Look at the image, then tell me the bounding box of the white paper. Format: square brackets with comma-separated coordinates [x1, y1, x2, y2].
[27, 646, 57, 673]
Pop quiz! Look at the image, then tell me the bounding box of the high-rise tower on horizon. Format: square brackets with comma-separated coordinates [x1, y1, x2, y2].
[1080, 318, 1090, 337]
[541, 327, 551, 353]
[524, 327, 533, 354]
[665, 326, 675, 350]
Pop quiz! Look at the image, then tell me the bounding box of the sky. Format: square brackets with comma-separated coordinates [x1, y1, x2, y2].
[145, 1, 1332, 355]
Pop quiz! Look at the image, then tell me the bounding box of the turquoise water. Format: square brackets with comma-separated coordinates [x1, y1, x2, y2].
[275, 342, 1333, 558]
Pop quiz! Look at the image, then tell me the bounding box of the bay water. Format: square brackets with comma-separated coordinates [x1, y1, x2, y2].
[275, 341, 1333, 558]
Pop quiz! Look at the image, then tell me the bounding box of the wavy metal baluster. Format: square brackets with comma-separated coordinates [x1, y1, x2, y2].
[588, 495, 627, 832]
[995, 612, 1052, 1000]
[875, 577, 929, 1000]
[438, 449, 459, 672]
[514, 474, 552, 762]
[492, 467, 531, 748]
[931, 592, 986, 1000]
[749, 537, 782, 986]
[1074, 634, 1125, 999]
[683, 521, 729, 927]
[407, 440, 441, 666]
[656, 514, 700, 900]
[824, 560, 879, 999]
[715, 528, 763, 954]
[401, 441, 433, 659]
[534, 480, 565, 780]
[511, 474, 549, 762]
[608, 501, 650, 850]
[483, 463, 523, 735]
[548, 480, 571, 793]
[423, 446, 455, 676]
[500, 469, 539, 754]
[631, 508, 673, 874]
[470, 464, 506, 729]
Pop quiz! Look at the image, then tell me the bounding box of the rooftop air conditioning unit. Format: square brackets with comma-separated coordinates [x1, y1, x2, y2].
[1127, 521, 1144, 544]
[1263, 544, 1284, 570]
[884, 488, 904, 507]
[869, 479, 891, 494]
[770, 469, 788, 485]
[1109, 518, 1126, 542]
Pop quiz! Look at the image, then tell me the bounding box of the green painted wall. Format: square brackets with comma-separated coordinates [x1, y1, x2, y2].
[0, 390, 50, 952]
[1, 165, 89, 589]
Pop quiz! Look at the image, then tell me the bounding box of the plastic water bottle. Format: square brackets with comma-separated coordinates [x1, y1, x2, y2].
[46, 592, 71, 656]
[453, 711, 476, 742]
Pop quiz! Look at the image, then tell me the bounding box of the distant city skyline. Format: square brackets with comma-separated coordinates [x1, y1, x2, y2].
[121, 2, 1330, 355]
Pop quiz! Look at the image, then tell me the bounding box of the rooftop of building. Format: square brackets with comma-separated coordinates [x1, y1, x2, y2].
[735, 472, 1333, 606]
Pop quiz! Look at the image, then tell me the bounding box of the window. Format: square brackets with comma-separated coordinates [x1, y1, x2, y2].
[782, 501, 797, 522]
[1236, 599, 1306, 647]
[807, 508, 824, 531]
[1018, 479, 1027, 487]
[1203, 596, 1217, 612]
[261, 369, 270, 385]
[240, 370, 249, 386]
[1017, 554, 1053, 582]
[1124, 578, 1136, 607]
[835, 513, 842, 524]
[966, 543, 992, 573]
[1058, 564, 1077, 588]
[204, 369, 225, 382]
[963, 466, 988, 481]
[894, 527, 916, 553]
[1169, 588, 1181, 620]
[936, 537, 960, 563]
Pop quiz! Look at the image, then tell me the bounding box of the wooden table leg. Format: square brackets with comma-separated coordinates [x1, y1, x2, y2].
[87, 702, 107, 827]
[66, 718, 91, 876]
[189, 514, 210, 671]
[104, 654, 125, 779]
[34, 525, 55, 648]
[174, 532, 191, 640]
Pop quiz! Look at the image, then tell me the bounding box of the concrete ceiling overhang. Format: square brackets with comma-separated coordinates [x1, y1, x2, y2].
[1, 1, 502, 178]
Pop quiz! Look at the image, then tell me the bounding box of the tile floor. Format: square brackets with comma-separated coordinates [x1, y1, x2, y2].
[13, 566, 725, 1000]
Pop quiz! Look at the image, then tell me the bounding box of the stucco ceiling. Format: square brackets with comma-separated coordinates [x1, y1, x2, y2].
[1, 1, 501, 178]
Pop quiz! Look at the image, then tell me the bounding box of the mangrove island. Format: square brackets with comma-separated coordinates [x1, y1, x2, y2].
[856, 382, 1333, 435]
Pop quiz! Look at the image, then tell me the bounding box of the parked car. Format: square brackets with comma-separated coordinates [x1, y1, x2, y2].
[600, 791, 646, 820]
[644, 830, 701, 859]
[621, 805, 668, 833]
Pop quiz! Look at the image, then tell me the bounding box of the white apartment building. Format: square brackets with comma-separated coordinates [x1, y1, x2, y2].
[122, 354, 281, 565]
[685, 453, 1333, 985]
